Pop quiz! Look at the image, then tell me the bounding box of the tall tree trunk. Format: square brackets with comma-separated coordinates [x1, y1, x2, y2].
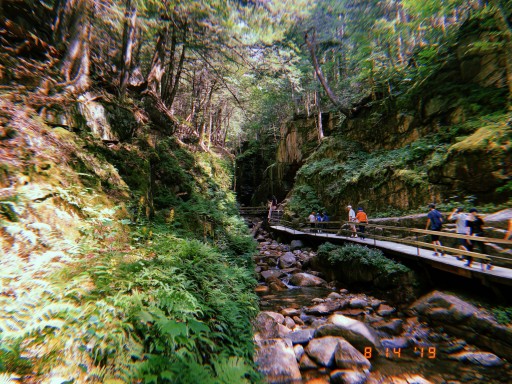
[59, 0, 91, 94]
[315, 91, 324, 142]
[305, 31, 351, 116]
[167, 39, 187, 109]
[147, 29, 167, 95]
[162, 27, 177, 102]
[119, 0, 137, 98]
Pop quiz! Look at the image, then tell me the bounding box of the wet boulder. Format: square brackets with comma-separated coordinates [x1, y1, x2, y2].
[330, 369, 368, 384]
[261, 269, 285, 280]
[285, 329, 315, 345]
[255, 339, 302, 383]
[279, 251, 297, 269]
[289, 273, 327, 287]
[267, 276, 288, 291]
[290, 239, 304, 250]
[448, 351, 504, 367]
[305, 336, 345, 367]
[254, 312, 282, 339]
[334, 339, 372, 370]
[315, 314, 382, 353]
[306, 300, 344, 316]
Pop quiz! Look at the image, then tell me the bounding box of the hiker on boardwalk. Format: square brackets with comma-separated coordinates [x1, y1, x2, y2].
[347, 205, 357, 237]
[308, 211, 317, 232]
[356, 207, 368, 240]
[448, 207, 469, 256]
[505, 218, 512, 240]
[466, 208, 492, 270]
[426, 203, 444, 256]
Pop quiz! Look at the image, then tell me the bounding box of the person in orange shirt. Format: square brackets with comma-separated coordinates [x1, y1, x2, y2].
[356, 207, 368, 240]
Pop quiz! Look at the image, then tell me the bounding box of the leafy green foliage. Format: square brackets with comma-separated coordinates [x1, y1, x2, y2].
[318, 243, 411, 276]
[492, 306, 512, 325]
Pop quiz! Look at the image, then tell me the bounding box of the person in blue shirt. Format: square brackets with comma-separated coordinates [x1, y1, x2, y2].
[426, 203, 444, 256]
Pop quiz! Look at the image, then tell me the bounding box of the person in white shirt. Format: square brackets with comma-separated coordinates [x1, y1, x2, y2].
[448, 207, 469, 254]
[347, 205, 357, 237]
[307, 211, 317, 232]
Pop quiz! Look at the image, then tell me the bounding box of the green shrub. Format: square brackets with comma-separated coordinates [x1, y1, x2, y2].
[318, 243, 411, 278]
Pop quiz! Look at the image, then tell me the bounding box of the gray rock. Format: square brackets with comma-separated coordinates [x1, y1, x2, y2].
[255, 339, 302, 383]
[334, 339, 372, 370]
[306, 301, 343, 316]
[253, 312, 280, 339]
[373, 319, 404, 336]
[305, 336, 344, 367]
[376, 304, 396, 317]
[263, 311, 285, 324]
[281, 308, 301, 317]
[261, 269, 285, 280]
[267, 276, 288, 291]
[285, 329, 315, 345]
[290, 239, 304, 250]
[294, 344, 304, 362]
[279, 251, 297, 269]
[330, 369, 369, 384]
[349, 298, 368, 309]
[448, 351, 504, 367]
[278, 323, 292, 337]
[315, 314, 382, 353]
[289, 273, 327, 287]
[381, 337, 409, 349]
[284, 316, 296, 329]
[299, 352, 318, 369]
[328, 292, 343, 300]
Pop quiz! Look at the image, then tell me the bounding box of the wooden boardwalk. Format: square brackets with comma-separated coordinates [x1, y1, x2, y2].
[269, 224, 512, 288]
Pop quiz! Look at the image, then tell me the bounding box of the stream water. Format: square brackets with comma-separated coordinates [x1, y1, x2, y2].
[251, 220, 512, 384]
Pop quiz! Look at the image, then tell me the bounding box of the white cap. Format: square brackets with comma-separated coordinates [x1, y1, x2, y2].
[347, 205, 352, 208]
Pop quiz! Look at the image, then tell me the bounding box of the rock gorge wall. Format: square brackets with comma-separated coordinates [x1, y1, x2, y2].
[249, 17, 511, 216]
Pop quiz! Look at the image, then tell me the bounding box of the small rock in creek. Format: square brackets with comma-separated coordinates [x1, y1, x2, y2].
[300, 353, 319, 370]
[305, 336, 345, 367]
[294, 344, 304, 361]
[282, 308, 301, 317]
[290, 239, 304, 250]
[381, 337, 410, 350]
[255, 339, 302, 382]
[254, 285, 269, 293]
[312, 298, 325, 304]
[328, 292, 343, 300]
[293, 316, 304, 326]
[330, 369, 368, 384]
[441, 339, 466, 354]
[340, 289, 349, 294]
[373, 318, 404, 336]
[285, 329, 315, 345]
[306, 301, 343, 316]
[289, 273, 327, 287]
[349, 298, 368, 309]
[311, 319, 328, 328]
[334, 339, 371, 370]
[448, 351, 504, 367]
[284, 316, 296, 329]
[260, 269, 284, 280]
[377, 304, 396, 317]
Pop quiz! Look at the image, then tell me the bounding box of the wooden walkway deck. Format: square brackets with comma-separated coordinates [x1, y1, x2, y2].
[269, 224, 512, 287]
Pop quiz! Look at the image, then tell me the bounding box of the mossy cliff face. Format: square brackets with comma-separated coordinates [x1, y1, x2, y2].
[252, 17, 511, 217]
[248, 112, 336, 204]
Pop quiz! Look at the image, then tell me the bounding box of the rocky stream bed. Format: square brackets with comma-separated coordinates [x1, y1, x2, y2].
[250, 221, 512, 384]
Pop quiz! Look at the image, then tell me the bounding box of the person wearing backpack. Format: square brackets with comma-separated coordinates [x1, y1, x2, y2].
[356, 207, 368, 240]
[426, 203, 444, 256]
[466, 208, 492, 270]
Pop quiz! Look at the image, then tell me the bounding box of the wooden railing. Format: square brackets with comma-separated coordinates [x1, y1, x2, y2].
[269, 215, 512, 267]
